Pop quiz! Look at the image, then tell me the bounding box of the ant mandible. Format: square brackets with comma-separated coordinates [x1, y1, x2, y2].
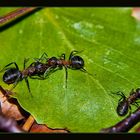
[114, 88, 140, 116]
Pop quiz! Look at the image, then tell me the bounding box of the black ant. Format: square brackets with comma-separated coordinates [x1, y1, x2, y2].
[0, 56, 50, 96]
[113, 88, 140, 116]
[100, 106, 140, 133]
[39, 50, 90, 88]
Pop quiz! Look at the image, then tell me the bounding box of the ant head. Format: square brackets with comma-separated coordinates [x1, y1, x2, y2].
[3, 68, 21, 85]
[70, 55, 84, 69]
[48, 57, 58, 67]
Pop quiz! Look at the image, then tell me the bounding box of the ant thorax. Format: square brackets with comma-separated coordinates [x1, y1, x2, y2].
[47, 57, 58, 67]
[60, 60, 71, 67]
[22, 66, 36, 77]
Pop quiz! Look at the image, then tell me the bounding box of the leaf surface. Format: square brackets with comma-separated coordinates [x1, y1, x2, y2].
[0, 8, 140, 132]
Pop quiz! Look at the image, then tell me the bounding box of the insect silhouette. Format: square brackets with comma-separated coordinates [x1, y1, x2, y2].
[100, 106, 140, 133]
[38, 50, 90, 88]
[114, 88, 140, 116]
[1, 57, 50, 96]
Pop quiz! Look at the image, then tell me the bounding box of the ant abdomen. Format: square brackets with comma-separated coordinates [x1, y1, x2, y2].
[117, 101, 129, 116]
[70, 55, 84, 69]
[3, 68, 22, 85]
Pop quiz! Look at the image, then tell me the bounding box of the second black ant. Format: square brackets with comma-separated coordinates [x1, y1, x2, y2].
[38, 50, 91, 88]
[113, 88, 140, 116]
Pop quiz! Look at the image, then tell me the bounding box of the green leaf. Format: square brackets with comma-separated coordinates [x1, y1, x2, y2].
[0, 8, 140, 132]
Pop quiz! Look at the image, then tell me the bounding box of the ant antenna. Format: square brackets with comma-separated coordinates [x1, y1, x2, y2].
[69, 50, 84, 60]
[24, 58, 30, 69]
[0, 62, 19, 73]
[80, 68, 93, 78]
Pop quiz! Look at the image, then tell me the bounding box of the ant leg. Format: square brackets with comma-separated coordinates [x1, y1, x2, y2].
[129, 89, 135, 95]
[80, 68, 93, 76]
[34, 52, 48, 62]
[39, 52, 48, 60]
[111, 91, 126, 102]
[30, 75, 46, 80]
[9, 72, 21, 91]
[0, 85, 7, 94]
[60, 53, 65, 60]
[10, 81, 19, 91]
[64, 67, 68, 88]
[128, 105, 132, 116]
[29, 62, 35, 67]
[132, 101, 139, 108]
[0, 86, 7, 96]
[38, 75, 47, 80]
[69, 51, 78, 60]
[114, 91, 126, 98]
[135, 100, 140, 104]
[43, 67, 54, 78]
[24, 78, 33, 97]
[0, 62, 19, 72]
[80, 68, 87, 72]
[109, 91, 125, 103]
[0, 86, 12, 101]
[24, 58, 29, 69]
[0, 81, 20, 102]
[69, 50, 84, 60]
[43, 66, 62, 78]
